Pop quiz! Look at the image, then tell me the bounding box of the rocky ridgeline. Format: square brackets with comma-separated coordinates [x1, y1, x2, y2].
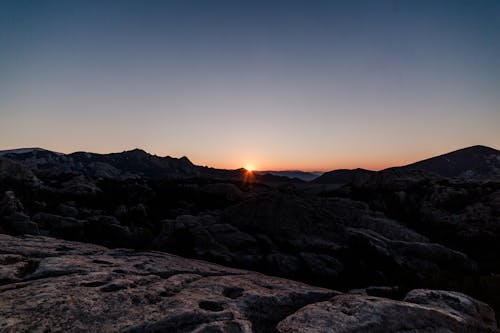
[0, 234, 498, 333]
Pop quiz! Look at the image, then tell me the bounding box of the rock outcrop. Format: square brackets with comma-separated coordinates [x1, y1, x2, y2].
[0, 234, 337, 332]
[277, 292, 498, 333]
[0, 234, 497, 333]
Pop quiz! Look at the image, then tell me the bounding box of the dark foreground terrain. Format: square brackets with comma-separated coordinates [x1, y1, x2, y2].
[1, 145, 500, 332]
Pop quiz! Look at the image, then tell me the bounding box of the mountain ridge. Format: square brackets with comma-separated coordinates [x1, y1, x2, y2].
[2, 144, 499, 183]
[313, 145, 500, 184]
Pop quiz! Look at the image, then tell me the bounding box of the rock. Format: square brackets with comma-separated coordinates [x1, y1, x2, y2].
[360, 168, 439, 190]
[265, 253, 302, 278]
[61, 175, 100, 195]
[85, 215, 132, 247]
[348, 285, 402, 299]
[0, 157, 41, 186]
[56, 203, 79, 217]
[0, 191, 25, 216]
[221, 193, 476, 289]
[0, 234, 336, 333]
[0, 191, 39, 235]
[86, 161, 122, 178]
[200, 183, 245, 201]
[1, 213, 39, 235]
[32, 213, 86, 240]
[277, 291, 499, 333]
[299, 252, 344, 281]
[404, 289, 498, 329]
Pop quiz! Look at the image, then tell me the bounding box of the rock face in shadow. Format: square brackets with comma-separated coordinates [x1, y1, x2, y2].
[1, 234, 497, 333]
[216, 193, 476, 290]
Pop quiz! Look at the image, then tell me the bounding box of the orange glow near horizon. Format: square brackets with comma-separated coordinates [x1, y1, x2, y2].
[4, 143, 498, 173]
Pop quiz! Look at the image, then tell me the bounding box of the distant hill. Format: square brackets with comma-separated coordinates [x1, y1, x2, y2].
[255, 170, 323, 182]
[312, 145, 500, 184]
[312, 168, 374, 185]
[397, 145, 500, 178]
[0, 148, 62, 156]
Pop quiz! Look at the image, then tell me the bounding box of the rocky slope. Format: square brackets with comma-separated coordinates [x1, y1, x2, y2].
[0, 234, 497, 333]
[314, 145, 500, 185]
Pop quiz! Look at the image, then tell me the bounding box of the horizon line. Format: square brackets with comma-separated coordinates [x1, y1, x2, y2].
[1, 143, 498, 173]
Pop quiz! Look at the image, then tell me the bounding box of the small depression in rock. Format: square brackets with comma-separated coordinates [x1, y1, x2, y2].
[55, 246, 74, 252]
[81, 280, 108, 287]
[198, 300, 225, 312]
[223, 287, 244, 299]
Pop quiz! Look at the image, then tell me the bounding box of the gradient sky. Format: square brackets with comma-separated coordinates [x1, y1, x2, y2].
[1, 0, 499, 171]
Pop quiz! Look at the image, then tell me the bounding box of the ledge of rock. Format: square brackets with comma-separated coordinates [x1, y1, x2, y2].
[277, 292, 499, 333]
[0, 234, 336, 333]
[0, 234, 498, 333]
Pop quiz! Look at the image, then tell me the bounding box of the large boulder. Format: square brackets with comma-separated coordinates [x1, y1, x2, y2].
[0, 191, 39, 235]
[277, 291, 499, 333]
[32, 213, 86, 240]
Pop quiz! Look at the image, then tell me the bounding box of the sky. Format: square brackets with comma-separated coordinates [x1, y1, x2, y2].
[1, 0, 499, 171]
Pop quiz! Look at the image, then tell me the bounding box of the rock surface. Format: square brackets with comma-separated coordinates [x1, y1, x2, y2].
[0, 234, 498, 333]
[277, 292, 499, 333]
[0, 234, 337, 332]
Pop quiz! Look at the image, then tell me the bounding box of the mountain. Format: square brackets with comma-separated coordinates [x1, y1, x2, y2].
[312, 168, 374, 185]
[0, 148, 243, 180]
[312, 145, 500, 184]
[255, 170, 323, 181]
[0, 147, 61, 156]
[398, 145, 500, 178]
[0, 148, 296, 183]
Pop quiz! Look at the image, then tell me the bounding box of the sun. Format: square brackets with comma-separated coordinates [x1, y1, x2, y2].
[245, 165, 255, 172]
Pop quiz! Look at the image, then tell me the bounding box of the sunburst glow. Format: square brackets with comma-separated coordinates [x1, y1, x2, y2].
[245, 165, 255, 172]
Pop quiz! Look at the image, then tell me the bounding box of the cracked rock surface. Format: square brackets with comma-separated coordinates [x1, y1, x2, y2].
[0, 234, 498, 333]
[0, 234, 337, 333]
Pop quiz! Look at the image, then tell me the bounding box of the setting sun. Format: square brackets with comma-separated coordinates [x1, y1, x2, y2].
[245, 165, 255, 172]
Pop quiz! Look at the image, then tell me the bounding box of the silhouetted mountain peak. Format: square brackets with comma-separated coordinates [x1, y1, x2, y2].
[312, 168, 374, 184]
[401, 145, 500, 178]
[178, 156, 193, 165]
[120, 148, 151, 158]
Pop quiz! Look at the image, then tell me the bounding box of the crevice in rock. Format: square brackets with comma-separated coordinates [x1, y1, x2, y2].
[241, 292, 337, 333]
[16, 260, 40, 278]
[222, 287, 244, 299]
[145, 270, 245, 279]
[199, 300, 226, 312]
